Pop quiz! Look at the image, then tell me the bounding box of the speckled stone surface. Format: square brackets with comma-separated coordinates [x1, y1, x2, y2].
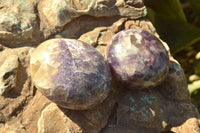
[106, 29, 169, 88]
[30, 38, 111, 110]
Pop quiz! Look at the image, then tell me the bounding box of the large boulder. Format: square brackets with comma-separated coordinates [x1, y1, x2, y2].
[0, 0, 199, 133]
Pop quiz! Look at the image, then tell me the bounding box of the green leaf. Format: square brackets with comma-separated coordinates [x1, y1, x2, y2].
[187, 0, 200, 24]
[187, 0, 200, 15]
[144, 0, 200, 54]
[144, 0, 187, 22]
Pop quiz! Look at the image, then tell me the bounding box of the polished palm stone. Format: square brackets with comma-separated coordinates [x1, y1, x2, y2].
[106, 29, 169, 88]
[30, 39, 111, 110]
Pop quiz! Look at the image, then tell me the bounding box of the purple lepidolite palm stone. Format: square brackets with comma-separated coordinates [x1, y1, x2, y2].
[30, 39, 111, 110]
[106, 29, 169, 88]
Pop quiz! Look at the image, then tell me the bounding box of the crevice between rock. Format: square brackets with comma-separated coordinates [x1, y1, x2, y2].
[99, 103, 118, 133]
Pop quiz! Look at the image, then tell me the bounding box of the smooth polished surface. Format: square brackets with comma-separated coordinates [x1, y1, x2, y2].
[107, 29, 169, 88]
[30, 38, 111, 110]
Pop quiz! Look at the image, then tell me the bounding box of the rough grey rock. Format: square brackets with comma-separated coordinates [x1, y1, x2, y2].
[0, 0, 43, 47]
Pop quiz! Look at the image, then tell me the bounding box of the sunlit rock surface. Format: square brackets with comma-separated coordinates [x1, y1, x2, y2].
[0, 0, 199, 133]
[0, 47, 18, 95]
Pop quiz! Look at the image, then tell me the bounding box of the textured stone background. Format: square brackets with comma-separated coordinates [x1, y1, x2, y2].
[0, 0, 199, 133]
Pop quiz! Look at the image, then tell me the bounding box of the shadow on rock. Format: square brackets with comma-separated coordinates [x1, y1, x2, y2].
[59, 60, 200, 133]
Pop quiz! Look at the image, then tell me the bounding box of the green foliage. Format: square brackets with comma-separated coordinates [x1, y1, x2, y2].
[145, 0, 187, 21]
[144, 0, 200, 54]
[189, 83, 200, 102]
[187, 0, 200, 24]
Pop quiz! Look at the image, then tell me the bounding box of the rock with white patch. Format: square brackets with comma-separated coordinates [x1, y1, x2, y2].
[0, 0, 42, 47]
[38, 0, 146, 38]
[0, 48, 18, 95]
